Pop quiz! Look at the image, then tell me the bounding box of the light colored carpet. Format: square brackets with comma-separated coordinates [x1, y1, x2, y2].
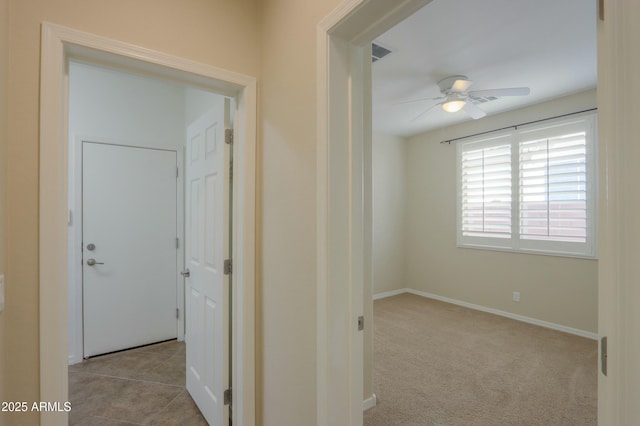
[364, 293, 597, 426]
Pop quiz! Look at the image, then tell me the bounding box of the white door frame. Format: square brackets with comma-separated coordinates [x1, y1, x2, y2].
[315, 1, 432, 424]
[39, 22, 256, 426]
[316, 1, 620, 425]
[595, 1, 640, 424]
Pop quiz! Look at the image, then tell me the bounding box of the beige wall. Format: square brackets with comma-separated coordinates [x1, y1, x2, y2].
[5, 1, 259, 424]
[259, 0, 341, 423]
[373, 133, 407, 295]
[0, 0, 8, 421]
[367, 132, 408, 404]
[404, 89, 598, 333]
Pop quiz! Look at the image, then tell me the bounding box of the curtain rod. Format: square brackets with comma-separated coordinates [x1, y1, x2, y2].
[440, 108, 598, 145]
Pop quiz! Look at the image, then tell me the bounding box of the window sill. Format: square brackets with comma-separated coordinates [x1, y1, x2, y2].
[456, 243, 598, 260]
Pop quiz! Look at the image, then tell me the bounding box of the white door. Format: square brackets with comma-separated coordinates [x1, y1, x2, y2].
[82, 142, 178, 357]
[185, 100, 231, 425]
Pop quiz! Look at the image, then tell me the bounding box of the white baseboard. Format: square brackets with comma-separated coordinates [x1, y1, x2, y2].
[68, 355, 82, 366]
[405, 288, 598, 340]
[362, 393, 377, 411]
[373, 288, 597, 340]
[373, 288, 408, 300]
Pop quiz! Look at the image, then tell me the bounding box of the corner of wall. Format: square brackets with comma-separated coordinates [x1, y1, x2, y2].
[372, 132, 408, 296]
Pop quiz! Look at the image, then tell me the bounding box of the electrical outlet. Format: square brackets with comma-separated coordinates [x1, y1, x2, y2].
[512, 291, 520, 302]
[0, 274, 5, 312]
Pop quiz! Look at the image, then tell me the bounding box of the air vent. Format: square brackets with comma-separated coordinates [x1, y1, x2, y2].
[372, 43, 392, 63]
[470, 96, 498, 105]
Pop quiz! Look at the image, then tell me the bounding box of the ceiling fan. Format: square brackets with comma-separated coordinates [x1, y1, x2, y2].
[402, 75, 530, 122]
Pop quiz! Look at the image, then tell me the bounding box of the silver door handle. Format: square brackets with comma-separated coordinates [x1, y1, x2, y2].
[181, 269, 190, 278]
[86, 258, 104, 266]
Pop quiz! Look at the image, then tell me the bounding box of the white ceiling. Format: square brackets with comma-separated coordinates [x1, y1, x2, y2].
[372, 0, 597, 137]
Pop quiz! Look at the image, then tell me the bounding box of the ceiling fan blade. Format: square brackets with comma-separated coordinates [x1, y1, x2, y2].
[395, 96, 444, 105]
[451, 79, 473, 93]
[463, 102, 487, 119]
[410, 103, 441, 122]
[469, 87, 530, 98]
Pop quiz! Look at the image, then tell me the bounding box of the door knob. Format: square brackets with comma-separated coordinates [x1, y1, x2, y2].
[86, 258, 104, 266]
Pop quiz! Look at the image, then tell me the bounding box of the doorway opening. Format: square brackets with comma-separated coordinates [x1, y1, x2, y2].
[316, 0, 603, 424]
[66, 60, 231, 361]
[365, 0, 598, 423]
[40, 22, 256, 425]
[65, 60, 235, 423]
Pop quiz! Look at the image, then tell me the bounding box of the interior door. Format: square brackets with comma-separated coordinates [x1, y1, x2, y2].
[82, 142, 178, 357]
[185, 100, 231, 425]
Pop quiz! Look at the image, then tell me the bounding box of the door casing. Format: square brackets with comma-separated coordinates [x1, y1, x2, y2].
[316, 2, 433, 424]
[39, 22, 256, 426]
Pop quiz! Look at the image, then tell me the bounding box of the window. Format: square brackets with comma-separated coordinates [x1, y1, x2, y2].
[457, 112, 597, 258]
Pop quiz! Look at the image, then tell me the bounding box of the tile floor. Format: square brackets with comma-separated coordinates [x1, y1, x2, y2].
[68, 340, 207, 425]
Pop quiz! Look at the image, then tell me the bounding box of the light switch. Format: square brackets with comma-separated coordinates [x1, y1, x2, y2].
[0, 274, 4, 312]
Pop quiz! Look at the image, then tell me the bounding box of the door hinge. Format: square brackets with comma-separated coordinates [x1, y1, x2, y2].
[176, 237, 179, 249]
[176, 167, 179, 178]
[357, 315, 364, 331]
[176, 308, 180, 319]
[224, 388, 232, 405]
[601, 336, 608, 376]
[224, 259, 232, 275]
[225, 128, 233, 145]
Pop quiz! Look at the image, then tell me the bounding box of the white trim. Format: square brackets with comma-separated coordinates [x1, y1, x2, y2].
[372, 288, 597, 339]
[40, 22, 256, 426]
[176, 147, 185, 343]
[405, 288, 598, 340]
[373, 288, 408, 300]
[596, 2, 640, 423]
[362, 393, 377, 411]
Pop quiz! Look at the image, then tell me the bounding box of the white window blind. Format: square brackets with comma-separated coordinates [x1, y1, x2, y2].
[457, 113, 596, 258]
[460, 137, 512, 240]
[519, 123, 587, 243]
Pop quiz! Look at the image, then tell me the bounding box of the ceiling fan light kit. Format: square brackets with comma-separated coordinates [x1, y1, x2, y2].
[438, 75, 472, 93]
[405, 75, 531, 121]
[442, 96, 466, 112]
